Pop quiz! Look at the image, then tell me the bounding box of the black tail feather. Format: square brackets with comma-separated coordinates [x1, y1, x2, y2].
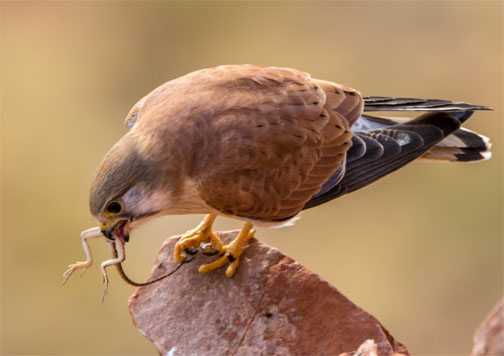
[303, 112, 463, 209]
[363, 96, 492, 112]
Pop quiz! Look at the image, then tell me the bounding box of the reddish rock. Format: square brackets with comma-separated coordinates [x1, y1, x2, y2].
[472, 298, 504, 356]
[129, 231, 409, 356]
[338, 339, 407, 356]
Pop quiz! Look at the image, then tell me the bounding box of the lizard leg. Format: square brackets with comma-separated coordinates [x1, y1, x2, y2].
[62, 227, 103, 285]
[99, 238, 125, 303]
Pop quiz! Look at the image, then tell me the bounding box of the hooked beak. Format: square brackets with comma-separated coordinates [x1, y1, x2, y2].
[100, 220, 130, 243]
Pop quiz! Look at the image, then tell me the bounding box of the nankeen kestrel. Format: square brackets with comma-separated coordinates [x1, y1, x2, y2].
[62, 65, 491, 300]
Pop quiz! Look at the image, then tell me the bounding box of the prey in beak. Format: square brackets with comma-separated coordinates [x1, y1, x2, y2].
[101, 220, 130, 244]
[62, 220, 131, 303]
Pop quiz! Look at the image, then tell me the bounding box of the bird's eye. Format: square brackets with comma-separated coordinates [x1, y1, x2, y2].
[104, 200, 124, 217]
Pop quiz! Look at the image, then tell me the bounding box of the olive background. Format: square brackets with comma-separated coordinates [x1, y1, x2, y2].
[1, 1, 502, 355]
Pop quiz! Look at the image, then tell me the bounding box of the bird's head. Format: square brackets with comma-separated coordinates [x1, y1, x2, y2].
[89, 134, 172, 243]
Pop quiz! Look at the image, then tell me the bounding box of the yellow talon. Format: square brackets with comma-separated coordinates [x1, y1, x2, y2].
[174, 214, 223, 263]
[199, 222, 255, 277]
[198, 255, 229, 273]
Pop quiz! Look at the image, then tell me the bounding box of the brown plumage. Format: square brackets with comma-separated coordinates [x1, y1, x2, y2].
[93, 65, 361, 222]
[64, 64, 491, 295]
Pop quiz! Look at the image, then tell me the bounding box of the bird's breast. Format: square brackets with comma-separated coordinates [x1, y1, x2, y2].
[162, 179, 211, 215]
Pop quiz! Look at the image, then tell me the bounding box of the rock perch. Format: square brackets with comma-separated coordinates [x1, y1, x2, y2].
[472, 298, 504, 356]
[129, 231, 409, 356]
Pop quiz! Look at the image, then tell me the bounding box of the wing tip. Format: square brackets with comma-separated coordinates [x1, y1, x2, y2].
[363, 96, 493, 112]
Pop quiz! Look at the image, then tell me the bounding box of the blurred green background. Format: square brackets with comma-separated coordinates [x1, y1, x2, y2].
[1, 1, 502, 355]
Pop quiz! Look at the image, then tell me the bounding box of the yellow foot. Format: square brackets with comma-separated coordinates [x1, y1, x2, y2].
[174, 214, 223, 264]
[199, 223, 255, 278]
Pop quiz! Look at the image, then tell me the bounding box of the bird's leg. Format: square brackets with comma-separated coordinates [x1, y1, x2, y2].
[199, 222, 255, 278]
[174, 214, 223, 263]
[62, 227, 103, 285]
[100, 238, 125, 303]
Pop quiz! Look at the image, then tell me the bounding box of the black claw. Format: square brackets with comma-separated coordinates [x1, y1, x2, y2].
[226, 253, 236, 263]
[184, 247, 198, 255]
[202, 249, 220, 256]
[200, 243, 220, 256]
[202, 251, 219, 256]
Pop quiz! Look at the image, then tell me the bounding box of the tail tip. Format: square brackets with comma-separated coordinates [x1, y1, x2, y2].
[481, 151, 492, 161]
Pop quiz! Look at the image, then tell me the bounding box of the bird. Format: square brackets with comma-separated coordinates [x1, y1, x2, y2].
[62, 64, 491, 300]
